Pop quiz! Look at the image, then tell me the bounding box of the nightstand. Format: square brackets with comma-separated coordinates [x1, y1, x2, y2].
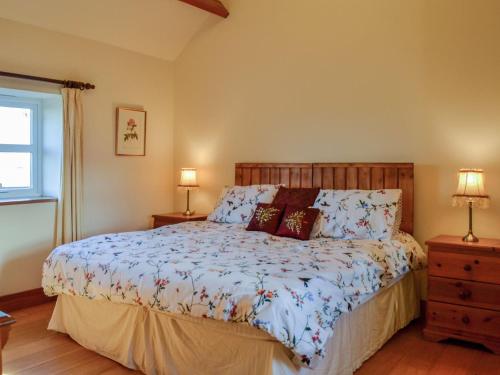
[152, 212, 207, 228]
[424, 235, 500, 354]
[1, 311, 15, 374]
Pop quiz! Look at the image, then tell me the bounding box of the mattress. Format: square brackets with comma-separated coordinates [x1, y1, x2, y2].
[48, 270, 424, 375]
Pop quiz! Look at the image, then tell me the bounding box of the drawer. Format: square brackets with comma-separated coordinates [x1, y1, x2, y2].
[153, 219, 170, 228]
[153, 217, 206, 228]
[426, 301, 500, 338]
[154, 218, 184, 228]
[428, 250, 500, 284]
[428, 276, 500, 311]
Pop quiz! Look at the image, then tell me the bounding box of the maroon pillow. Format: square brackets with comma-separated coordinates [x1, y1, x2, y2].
[272, 187, 320, 208]
[246, 203, 286, 234]
[276, 206, 320, 240]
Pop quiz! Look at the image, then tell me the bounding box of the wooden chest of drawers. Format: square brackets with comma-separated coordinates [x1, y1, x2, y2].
[424, 235, 500, 354]
[152, 212, 207, 228]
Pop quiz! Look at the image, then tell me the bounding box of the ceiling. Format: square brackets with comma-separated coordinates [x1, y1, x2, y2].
[0, 0, 219, 61]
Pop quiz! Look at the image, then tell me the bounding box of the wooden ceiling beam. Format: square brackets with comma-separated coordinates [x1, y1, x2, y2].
[178, 0, 229, 18]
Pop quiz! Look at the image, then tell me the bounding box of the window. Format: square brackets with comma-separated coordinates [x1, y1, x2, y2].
[0, 96, 42, 198]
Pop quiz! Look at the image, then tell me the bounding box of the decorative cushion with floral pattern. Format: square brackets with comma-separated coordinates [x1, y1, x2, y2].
[207, 185, 281, 224]
[246, 203, 286, 234]
[276, 206, 320, 240]
[271, 186, 320, 208]
[312, 189, 402, 240]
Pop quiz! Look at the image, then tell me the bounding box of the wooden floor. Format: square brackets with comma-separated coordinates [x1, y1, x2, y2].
[3, 303, 499, 374]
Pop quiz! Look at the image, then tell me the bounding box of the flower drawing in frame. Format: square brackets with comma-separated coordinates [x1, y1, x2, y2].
[124, 118, 139, 142]
[115, 107, 146, 156]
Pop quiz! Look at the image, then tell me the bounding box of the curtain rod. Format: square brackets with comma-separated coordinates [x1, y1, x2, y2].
[0, 70, 95, 90]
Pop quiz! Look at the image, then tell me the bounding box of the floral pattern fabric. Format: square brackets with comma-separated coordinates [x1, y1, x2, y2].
[312, 189, 402, 240]
[42, 221, 426, 368]
[207, 185, 280, 224]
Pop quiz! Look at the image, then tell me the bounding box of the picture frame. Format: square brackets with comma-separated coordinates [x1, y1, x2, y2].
[115, 107, 147, 156]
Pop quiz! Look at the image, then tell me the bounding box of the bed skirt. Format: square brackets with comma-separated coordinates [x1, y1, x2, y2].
[48, 270, 424, 375]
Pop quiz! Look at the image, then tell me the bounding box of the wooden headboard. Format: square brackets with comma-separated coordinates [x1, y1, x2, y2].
[235, 162, 414, 234]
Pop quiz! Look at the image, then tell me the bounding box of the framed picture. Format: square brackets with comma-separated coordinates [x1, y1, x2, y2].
[115, 107, 147, 156]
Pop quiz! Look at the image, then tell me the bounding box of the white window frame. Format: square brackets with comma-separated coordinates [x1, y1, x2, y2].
[0, 96, 42, 199]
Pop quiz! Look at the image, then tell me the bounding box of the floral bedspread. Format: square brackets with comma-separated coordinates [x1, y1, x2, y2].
[42, 221, 426, 367]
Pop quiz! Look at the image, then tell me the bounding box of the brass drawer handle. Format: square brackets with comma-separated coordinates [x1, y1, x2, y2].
[463, 264, 472, 271]
[462, 315, 470, 324]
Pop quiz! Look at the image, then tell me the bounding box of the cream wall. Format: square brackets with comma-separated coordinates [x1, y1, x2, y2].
[174, 0, 500, 244]
[0, 18, 174, 296]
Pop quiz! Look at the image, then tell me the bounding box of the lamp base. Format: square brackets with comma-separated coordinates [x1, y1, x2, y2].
[462, 232, 479, 243]
[182, 189, 194, 216]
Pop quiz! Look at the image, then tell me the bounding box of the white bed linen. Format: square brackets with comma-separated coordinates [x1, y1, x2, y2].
[48, 270, 424, 375]
[43, 221, 426, 367]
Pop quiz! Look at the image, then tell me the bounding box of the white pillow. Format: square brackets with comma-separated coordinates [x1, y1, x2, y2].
[312, 189, 402, 240]
[207, 185, 280, 224]
[393, 195, 403, 235]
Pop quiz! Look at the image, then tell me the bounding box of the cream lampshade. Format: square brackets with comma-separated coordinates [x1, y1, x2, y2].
[179, 168, 198, 187]
[178, 168, 199, 216]
[452, 169, 490, 242]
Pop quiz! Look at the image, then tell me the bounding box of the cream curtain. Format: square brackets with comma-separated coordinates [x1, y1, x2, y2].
[56, 88, 83, 245]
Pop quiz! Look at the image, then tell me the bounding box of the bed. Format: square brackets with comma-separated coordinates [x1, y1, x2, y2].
[43, 162, 427, 375]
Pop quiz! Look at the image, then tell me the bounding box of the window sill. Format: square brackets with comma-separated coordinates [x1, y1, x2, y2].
[0, 196, 57, 206]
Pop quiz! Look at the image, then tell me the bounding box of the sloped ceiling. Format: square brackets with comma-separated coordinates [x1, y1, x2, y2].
[0, 0, 219, 61]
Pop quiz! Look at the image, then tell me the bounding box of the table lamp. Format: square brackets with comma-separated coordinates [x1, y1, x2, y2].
[178, 168, 199, 216]
[452, 169, 490, 242]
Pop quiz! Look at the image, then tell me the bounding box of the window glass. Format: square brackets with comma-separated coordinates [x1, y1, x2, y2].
[0, 152, 31, 188]
[0, 96, 40, 198]
[0, 106, 31, 145]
